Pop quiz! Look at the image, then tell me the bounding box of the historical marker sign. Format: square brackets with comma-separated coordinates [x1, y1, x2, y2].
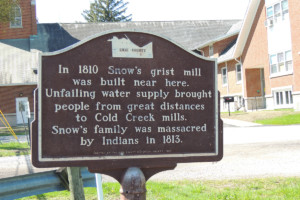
[31, 31, 223, 169]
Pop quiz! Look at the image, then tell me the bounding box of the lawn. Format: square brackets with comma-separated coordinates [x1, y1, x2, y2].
[0, 142, 30, 157]
[221, 109, 300, 125]
[18, 177, 300, 200]
[255, 113, 300, 125]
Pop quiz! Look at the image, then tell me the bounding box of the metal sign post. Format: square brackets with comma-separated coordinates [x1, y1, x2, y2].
[31, 31, 223, 199]
[95, 173, 104, 200]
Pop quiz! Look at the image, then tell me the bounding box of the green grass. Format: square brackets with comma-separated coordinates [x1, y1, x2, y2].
[0, 142, 30, 157]
[221, 109, 300, 125]
[274, 108, 294, 112]
[255, 113, 300, 125]
[18, 177, 300, 200]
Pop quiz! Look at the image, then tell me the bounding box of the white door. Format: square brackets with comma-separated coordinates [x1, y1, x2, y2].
[16, 97, 30, 124]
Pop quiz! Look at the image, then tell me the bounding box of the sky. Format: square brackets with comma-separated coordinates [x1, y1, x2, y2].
[36, 0, 250, 23]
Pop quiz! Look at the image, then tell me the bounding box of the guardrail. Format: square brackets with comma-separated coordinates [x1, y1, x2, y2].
[0, 168, 96, 200]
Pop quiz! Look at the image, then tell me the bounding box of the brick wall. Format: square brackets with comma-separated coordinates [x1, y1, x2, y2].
[0, 0, 37, 39]
[200, 35, 238, 58]
[289, 0, 300, 92]
[217, 60, 242, 97]
[30, 0, 37, 36]
[0, 85, 36, 114]
[227, 60, 242, 94]
[201, 35, 240, 97]
[213, 35, 238, 58]
[270, 75, 294, 88]
[241, 0, 269, 97]
[242, 0, 269, 69]
[242, 0, 300, 96]
[201, 46, 209, 57]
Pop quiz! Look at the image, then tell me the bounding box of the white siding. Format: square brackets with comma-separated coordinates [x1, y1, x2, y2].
[0, 43, 38, 85]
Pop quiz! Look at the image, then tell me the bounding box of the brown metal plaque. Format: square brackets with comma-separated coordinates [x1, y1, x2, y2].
[31, 31, 223, 169]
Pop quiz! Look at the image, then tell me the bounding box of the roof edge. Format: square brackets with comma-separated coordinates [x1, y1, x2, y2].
[217, 57, 235, 64]
[233, 0, 260, 58]
[196, 30, 240, 50]
[42, 29, 216, 63]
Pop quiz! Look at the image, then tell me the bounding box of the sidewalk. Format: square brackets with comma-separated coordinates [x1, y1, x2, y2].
[0, 135, 28, 143]
[222, 118, 262, 127]
[0, 126, 27, 134]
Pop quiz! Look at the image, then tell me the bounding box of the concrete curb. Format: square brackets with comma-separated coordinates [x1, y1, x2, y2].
[222, 118, 262, 127]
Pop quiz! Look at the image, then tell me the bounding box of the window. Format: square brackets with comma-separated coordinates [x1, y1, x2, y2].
[266, 0, 289, 25]
[267, 6, 273, 19]
[269, 50, 293, 76]
[236, 64, 242, 84]
[273, 89, 293, 107]
[10, 5, 22, 28]
[221, 67, 227, 85]
[270, 54, 277, 74]
[209, 44, 214, 57]
[281, 0, 289, 20]
[274, 3, 281, 23]
[285, 50, 293, 71]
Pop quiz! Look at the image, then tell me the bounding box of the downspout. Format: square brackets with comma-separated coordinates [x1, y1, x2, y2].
[225, 62, 229, 95]
[235, 57, 245, 110]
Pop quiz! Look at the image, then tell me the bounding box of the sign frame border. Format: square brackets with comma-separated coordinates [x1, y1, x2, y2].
[36, 30, 220, 163]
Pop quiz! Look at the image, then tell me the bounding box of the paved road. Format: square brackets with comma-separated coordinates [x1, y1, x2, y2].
[0, 125, 300, 181]
[150, 141, 300, 181]
[150, 125, 300, 181]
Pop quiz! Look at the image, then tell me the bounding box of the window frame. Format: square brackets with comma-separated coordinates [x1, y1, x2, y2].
[269, 50, 293, 77]
[10, 4, 22, 28]
[266, 0, 289, 25]
[235, 63, 242, 84]
[221, 67, 227, 86]
[272, 87, 293, 108]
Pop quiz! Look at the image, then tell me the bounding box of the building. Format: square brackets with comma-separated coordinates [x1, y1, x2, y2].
[1, 0, 299, 126]
[199, 0, 300, 112]
[0, 4, 241, 125]
[0, 0, 38, 125]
